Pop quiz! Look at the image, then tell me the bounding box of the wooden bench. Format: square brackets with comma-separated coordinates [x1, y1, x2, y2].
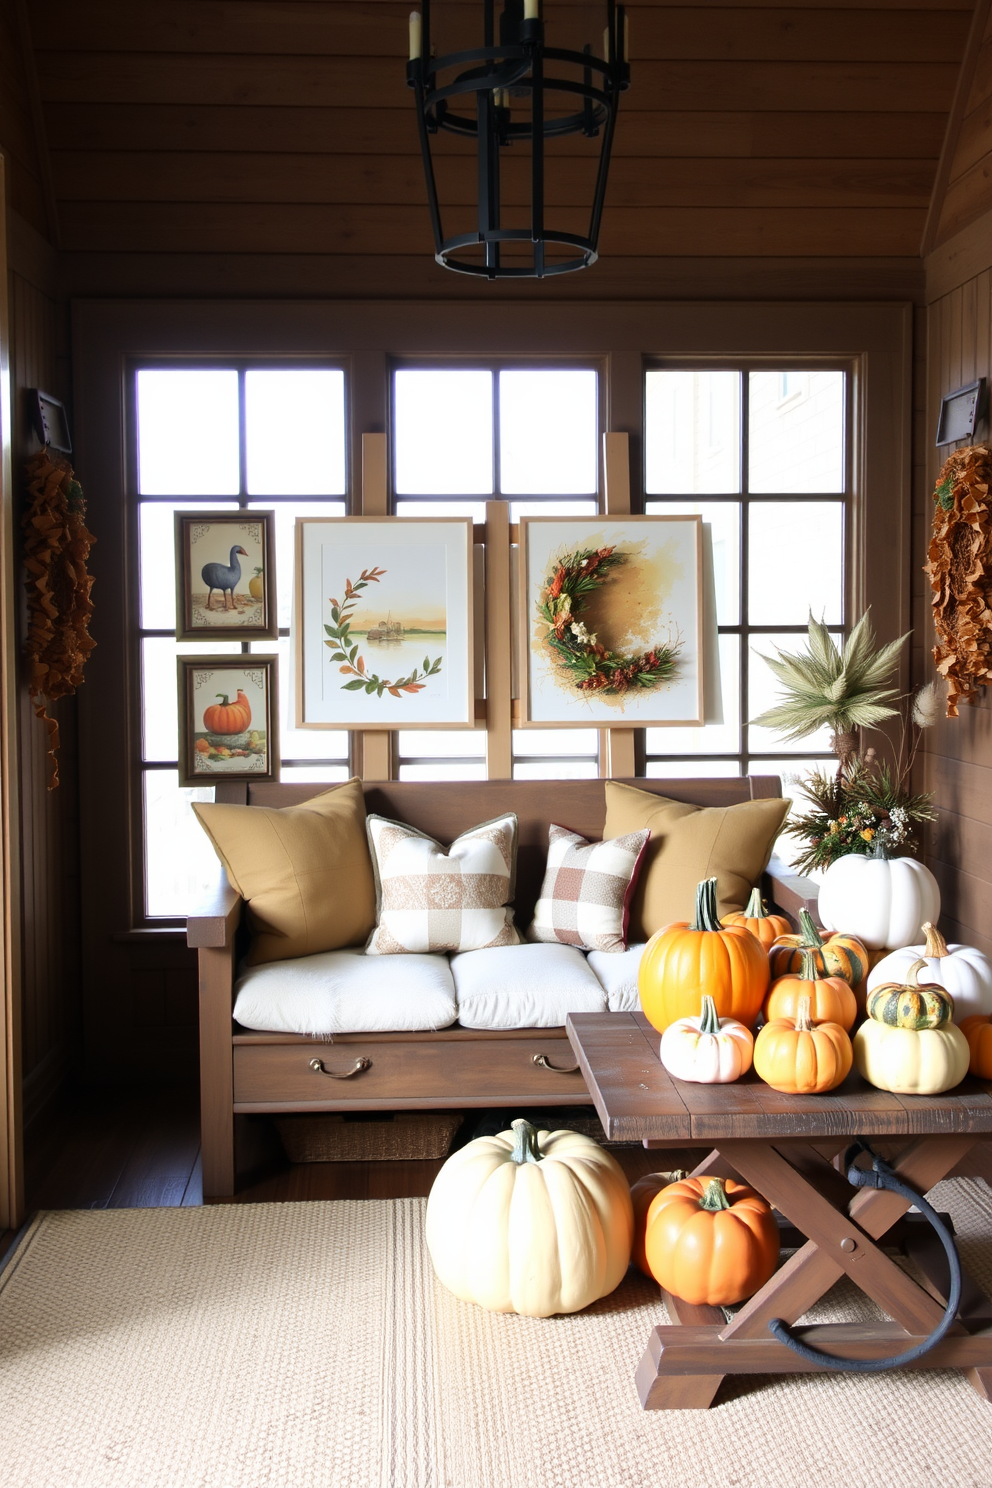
[187, 775, 810, 1201]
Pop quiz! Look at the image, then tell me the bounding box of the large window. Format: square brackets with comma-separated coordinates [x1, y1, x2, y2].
[391, 363, 603, 782]
[134, 365, 350, 919]
[643, 366, 847, 790]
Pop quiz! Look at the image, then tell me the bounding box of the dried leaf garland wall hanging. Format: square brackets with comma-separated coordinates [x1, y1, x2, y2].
[925, 443, 992, 717]
[22, 446, 97, 788]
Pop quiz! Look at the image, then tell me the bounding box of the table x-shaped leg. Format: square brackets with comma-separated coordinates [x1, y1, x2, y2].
[636, 1134, 992, 1410]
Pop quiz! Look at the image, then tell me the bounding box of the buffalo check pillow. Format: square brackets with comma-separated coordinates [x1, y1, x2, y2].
[365, 812, 522, 955]
[527, 824, 650, 954]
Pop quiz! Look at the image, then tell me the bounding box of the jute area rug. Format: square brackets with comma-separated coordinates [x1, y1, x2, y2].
[3, 1181, 992, 1488]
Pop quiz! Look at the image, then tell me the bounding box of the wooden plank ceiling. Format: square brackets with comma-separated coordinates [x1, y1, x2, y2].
[16, 0, 979, 261]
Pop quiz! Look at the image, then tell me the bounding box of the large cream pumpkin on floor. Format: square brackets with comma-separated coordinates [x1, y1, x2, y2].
[426, 1119, 634, 1317]
[817, 849, 940, 951]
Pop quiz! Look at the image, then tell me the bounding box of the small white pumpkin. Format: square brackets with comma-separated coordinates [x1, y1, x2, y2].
[817, 845, 940, 951]
[853, 1018, 970, 1096]
[425, 1119, 633, 1317]
[660, 994, 753, 1084]
[867, 922, 992, 1022]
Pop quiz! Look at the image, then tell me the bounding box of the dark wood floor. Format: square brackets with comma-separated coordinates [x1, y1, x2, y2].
[0, 1087, 678, 1260]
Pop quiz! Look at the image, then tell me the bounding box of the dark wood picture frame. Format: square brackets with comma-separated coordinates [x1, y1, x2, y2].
[177, 653, 280, 787]
[175, 509, 278, 640]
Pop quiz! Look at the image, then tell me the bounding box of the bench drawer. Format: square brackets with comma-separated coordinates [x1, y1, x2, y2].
[233, 1035, 588, 1110]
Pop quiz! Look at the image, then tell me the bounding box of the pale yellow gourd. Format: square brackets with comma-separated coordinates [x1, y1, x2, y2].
[853, 1017, 970, 1096]
[425, 1118, 633, 1317]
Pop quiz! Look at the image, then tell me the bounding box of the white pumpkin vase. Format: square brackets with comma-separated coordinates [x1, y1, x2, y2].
[868, 922, 992, 1022]
[425, 1118, 634, 1317]
[817, 841, 940, 951]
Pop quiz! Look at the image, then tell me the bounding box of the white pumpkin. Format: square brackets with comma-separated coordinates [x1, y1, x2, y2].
[817, 850, 940, 951]
[867, 922, 992, 1022]
[425, 1119, 633, 1317]
[853, 1018, 970, 1096]
[660, 994, 753, 1083]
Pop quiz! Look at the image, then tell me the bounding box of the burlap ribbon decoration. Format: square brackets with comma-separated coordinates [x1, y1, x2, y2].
[22, 447, 97, 788]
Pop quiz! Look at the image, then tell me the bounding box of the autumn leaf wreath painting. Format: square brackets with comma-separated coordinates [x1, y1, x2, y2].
[324, 567, 444, 700]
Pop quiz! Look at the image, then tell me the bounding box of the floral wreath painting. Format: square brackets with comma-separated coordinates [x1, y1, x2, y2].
[178, 655, 279, 785]
[295, 518, 475, 728]
[520, 516, 705, 726]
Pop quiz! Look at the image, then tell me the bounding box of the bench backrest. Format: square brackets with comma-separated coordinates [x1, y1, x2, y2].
[246, 775, 782, 929]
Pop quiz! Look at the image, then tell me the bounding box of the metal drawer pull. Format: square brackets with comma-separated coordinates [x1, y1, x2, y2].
[309, 1056, 372, 1079]
[533, 1053, 580, 1075]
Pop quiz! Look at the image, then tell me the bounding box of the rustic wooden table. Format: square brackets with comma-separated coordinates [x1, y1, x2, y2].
[566, 1010, 992, 1410]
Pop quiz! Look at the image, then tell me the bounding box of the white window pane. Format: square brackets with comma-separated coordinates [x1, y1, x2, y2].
[748, 371, 844, 494]
[499, 370, 598, 495]
[645, 760, 742, 779]
[247, 500, 345, 628]
[748, 631, 840, 754]
[140, 500, 239, 629]
[646, 634, 740, 756]
[279, 765, 351, 784]
[245, 370, 346, 496]
[510, 500, 599, 521]
[144, 771, 222, 917]
[645, 370, 740, 494]
[142, 639, 241, 762]
[398, 762, 488, 781]
[395, 500, 487, 524]
[513, 760, 599, 780]
[646, 500, 740, 626]
[756, 758, 837, 869]
[250, 637, 348, 759]
[398, 730, 485, 759]
[394, 370, 493, 494]
[137, 369, 239, 496]
[513, 728, 599, 758]
[748, 502, 843, 626]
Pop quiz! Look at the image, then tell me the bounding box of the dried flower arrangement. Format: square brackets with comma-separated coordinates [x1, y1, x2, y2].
[751, 613, 939, 873]
[925, 443, 992, 716]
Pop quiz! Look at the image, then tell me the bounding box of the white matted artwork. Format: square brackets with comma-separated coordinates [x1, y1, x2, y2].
[519, 516, 704, 726]
[295, 518, 475, 728]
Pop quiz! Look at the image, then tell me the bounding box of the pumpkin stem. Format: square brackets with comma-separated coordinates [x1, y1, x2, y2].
[743, 886, 765, 919]
[795, 995, 814, 1033]
[904, 957, 929, 991]
[698, 995, 721, 1036]
[510, 1118, 543, 1166]
[215, 693, 231, 705]
[869, 834, 891, 861]
[798, 909, 825, 949]
[691, 877, 722, 933]
[922, 922, 949, 958]
[698, 1178, 732, 1211]
[799, 947, 823, 983]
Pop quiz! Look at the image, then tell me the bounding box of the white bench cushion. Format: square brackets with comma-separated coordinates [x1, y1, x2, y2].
[451, 943, 606, 1029]
[586, 944, 647, 1013]
[233, 949, 457, 1036]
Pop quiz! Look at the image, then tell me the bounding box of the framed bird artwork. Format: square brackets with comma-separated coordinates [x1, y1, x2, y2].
[174, 510, 278, 640]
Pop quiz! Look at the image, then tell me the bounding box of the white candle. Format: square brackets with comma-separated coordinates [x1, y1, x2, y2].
[524, 0, 539, 19]
[409, 10, 422, 60]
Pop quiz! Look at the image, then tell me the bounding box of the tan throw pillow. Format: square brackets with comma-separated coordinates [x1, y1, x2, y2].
[603, 780, 791, 941]
[366, 812, 522, 955]
[192, 778, 376, 965]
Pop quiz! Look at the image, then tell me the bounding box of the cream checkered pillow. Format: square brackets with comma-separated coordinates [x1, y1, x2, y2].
[365, 813, 522, 955]
[527, 824, 650, 954]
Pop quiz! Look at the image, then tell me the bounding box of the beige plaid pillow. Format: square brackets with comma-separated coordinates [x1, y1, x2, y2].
[365, 813, 522, 955]
[527, 824, 650, 953]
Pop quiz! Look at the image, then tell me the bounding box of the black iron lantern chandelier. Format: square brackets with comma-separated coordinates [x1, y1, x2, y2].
[406, 0, 630, 279]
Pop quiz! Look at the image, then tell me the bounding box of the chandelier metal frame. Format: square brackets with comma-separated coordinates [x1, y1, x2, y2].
[406, 0, 630, 280]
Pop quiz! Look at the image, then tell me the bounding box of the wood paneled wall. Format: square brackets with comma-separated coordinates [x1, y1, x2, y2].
[930, 0, 992, 246]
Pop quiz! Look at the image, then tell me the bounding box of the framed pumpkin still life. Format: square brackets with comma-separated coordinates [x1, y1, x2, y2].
[174, 510, 278, 640]
[177, 655, 279, 786]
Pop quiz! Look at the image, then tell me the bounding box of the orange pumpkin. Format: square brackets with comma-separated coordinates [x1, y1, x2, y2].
[630, 1170, 688, 1276]
[721, 886, 792, 949]
[638, 877, 769, 1034]
[643, 1176, 780, 1306]
[769, 910, 869, 1011]
[763, 947, 857, 1032]
[203, 689, 252, 735]
[959, 1014, 992, 1080]
[753, 995, 853, 1094]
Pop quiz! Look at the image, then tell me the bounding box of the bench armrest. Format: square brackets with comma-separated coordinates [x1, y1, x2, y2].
[186, 876, 243, 949]
[763, 855, 820, 928]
